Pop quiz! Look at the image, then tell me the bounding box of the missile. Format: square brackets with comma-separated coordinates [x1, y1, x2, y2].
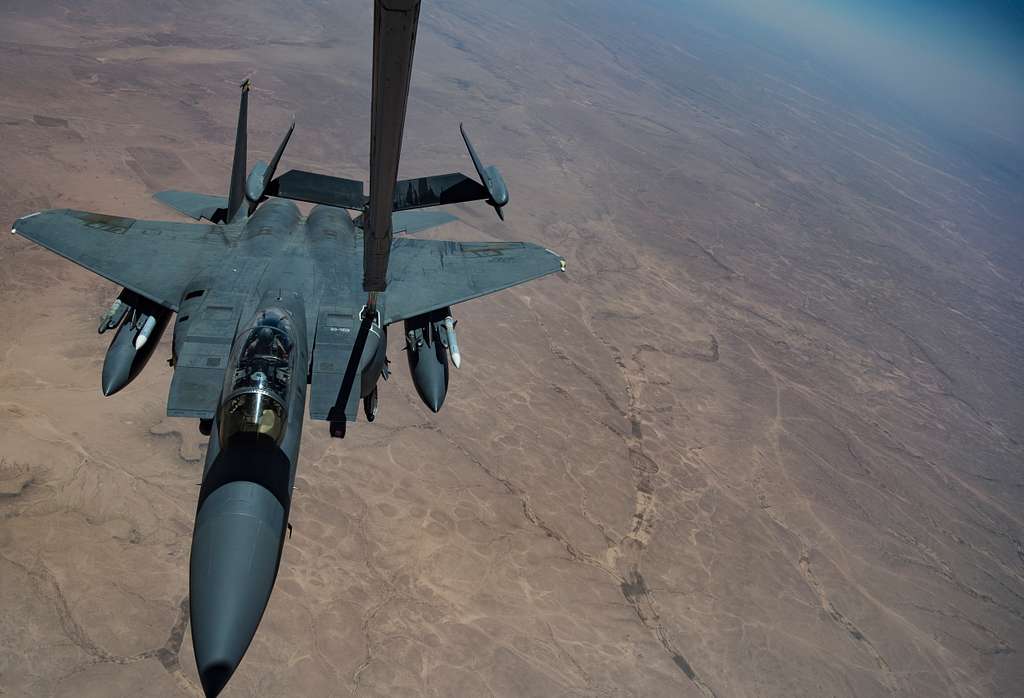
[444, 315, 461, 368]
[97, 298, 128, 334]
[134, 314, 158, 350]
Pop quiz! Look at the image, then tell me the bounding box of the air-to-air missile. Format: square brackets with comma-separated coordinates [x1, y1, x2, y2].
[99, 289, 171, 395]
[444, 314, 462, 369]
[404, 307, 461, 412]
[96, 295, 129, 334]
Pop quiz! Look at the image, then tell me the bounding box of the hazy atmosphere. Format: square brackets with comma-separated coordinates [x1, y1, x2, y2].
[1, 0, 1021, 696]
[709, 0, 1024, 144]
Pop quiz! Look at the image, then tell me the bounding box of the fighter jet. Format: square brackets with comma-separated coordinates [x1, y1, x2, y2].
[9, 1, 563, 695]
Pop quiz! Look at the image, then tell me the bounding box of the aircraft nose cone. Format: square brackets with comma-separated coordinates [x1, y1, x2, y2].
[190, 478, 287, 697]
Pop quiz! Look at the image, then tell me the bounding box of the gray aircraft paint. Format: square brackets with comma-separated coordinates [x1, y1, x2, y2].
[9, 1, 563, 695]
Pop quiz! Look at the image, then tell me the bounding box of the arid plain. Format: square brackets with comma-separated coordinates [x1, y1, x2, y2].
[1, 1, 1022, 696]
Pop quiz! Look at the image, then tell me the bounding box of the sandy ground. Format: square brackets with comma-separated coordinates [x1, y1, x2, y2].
[1, 1, 1022, 696]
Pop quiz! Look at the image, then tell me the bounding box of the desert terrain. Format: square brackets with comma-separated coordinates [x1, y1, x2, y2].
[1, 0, 1022, 696]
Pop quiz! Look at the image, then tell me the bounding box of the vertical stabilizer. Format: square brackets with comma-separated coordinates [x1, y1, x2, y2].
[226, 79, 251, 223]
[364, 0, 422, 293]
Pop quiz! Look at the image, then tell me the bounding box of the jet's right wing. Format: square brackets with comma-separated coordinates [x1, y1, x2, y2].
[11, 209, 229, 309]
[381, 238, 564, 324]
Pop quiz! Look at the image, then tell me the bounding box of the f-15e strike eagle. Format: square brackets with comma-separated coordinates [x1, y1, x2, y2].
[9, 1, 564, 694]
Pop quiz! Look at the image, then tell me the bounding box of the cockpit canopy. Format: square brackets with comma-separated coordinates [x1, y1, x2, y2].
[218, 308, 295, 447]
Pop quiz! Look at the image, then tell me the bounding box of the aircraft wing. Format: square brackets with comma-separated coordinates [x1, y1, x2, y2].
[382, 238, 564, 324]
[11, 209, 227, 310]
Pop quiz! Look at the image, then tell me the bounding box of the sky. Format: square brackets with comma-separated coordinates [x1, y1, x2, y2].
[695, 0, 1024, 148]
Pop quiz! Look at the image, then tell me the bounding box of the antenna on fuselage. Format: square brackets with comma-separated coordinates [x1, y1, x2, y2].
[363, 0, 422, 305]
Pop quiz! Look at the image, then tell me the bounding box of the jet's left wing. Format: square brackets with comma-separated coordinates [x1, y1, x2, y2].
[382, 238, 564, 324]
[11, 209, 228, 310]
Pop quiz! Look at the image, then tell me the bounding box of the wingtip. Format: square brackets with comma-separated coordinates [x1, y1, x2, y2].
[11, 211, 42, 234]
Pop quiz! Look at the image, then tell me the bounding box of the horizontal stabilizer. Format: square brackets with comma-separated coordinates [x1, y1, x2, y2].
[393, 173, 488, 211]
[266, 170, 366, 210]
[154, 191, 228, 222]
[266, 169, 491, 214]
